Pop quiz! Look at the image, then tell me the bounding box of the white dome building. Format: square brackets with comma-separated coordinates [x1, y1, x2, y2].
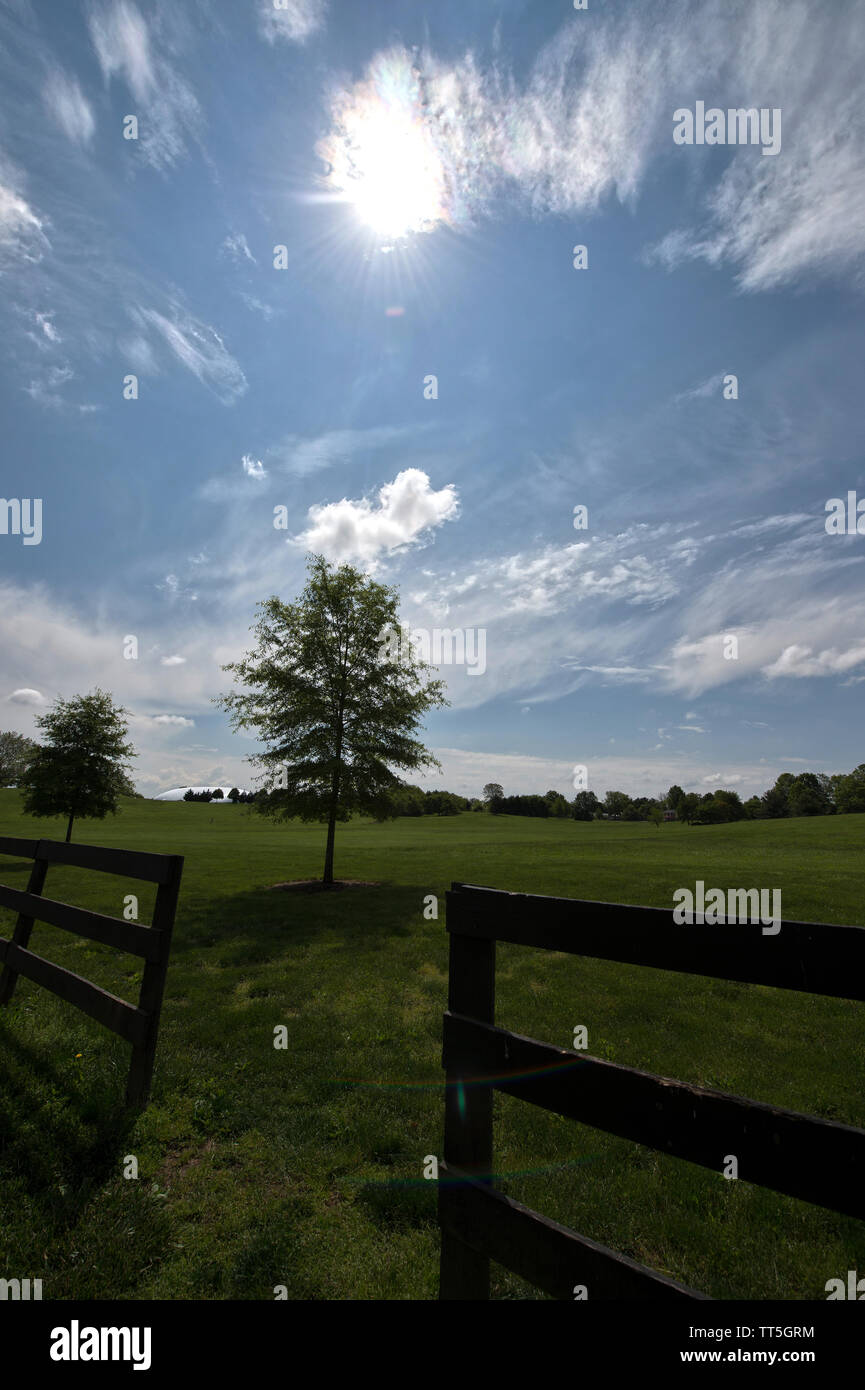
[154, 786, 250, 802]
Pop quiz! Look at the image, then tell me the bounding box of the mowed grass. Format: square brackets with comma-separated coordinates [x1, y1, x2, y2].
[0, 789, 863, 1300]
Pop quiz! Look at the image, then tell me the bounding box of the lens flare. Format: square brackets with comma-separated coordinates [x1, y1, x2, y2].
[318, 50, 450, 241]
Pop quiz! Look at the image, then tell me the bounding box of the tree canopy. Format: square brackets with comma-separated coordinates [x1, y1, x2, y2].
[216, 554, 448, 884]
[18, 690, 136, 842]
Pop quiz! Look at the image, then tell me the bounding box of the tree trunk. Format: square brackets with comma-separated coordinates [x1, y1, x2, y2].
[65, 814, 74, 843]
[323, 809, 337, 886]
[322, 694, 345, 887]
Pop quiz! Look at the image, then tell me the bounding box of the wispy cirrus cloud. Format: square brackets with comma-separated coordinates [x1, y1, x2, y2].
[257, 0, 327, 46]
[42, 68, 95, 146]
[0, 159, 49, 268]
[266, 424, 420, 478]
[88, 0, 202, 171]
[321, 1, 865, 290]
[132, 302, 247, 403]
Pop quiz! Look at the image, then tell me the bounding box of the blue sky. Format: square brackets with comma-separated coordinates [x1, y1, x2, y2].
[1, 0, 863, 800]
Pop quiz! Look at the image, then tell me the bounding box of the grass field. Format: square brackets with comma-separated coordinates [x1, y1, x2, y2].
[0, 790, 863, 1300]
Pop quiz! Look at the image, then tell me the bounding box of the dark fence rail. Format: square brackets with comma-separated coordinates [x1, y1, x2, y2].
[0, 836, 183, 1106]
[439, 882, 865, 1300]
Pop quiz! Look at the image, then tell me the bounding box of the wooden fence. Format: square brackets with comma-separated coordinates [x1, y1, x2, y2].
[439, 881, 865, 1300]
[0, 837, 183, 1107]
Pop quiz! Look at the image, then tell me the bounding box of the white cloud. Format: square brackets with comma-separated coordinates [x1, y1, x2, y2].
[160, 655, 186, 666]
[6, 688, 45, 706]
[88, 0, 202, 171]
[133, 303, 247, 403]
[222, 232, 256, 264]
[258, 0, 327, 45]
[763, 643, 865, 680]
[0, 169, 49, 268]
[321, 3, 865, 288]
[43, 70, 96, 145]
[34, 312, 61, 343]
[242, 453, 266, 479]
[291, 468, 459, 565]
[267, 425, 415, 478]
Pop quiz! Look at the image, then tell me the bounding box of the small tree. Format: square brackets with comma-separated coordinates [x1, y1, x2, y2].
[216, 554, 448, 886]
[0, 731, 39, 787]
[482, 782, 504, 805]
[19, 690, 135, 843]
[211, 788, 224, 800]
[228, 787, 240, 802]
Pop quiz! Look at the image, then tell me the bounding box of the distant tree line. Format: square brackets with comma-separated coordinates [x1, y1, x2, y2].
[182, 787, 259, 803]
[374, 765, 865, 826]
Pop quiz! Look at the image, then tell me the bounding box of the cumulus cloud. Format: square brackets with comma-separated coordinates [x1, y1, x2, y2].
[291, 468, 459, 565]
[241, 454, 266, 479]
[763, 643, 865, 680]
[6, 688, 46, 706]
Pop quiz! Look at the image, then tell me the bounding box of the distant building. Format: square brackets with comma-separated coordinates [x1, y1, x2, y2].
[153, 786, 248, 802]
[664, 809, 677, 821]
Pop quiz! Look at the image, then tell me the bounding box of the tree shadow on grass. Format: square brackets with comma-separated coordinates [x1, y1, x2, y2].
[0, 1015, 137, 1237]
[171, 880, 435, 966]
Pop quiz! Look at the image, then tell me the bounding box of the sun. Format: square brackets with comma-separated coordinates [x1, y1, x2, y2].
[319, 53, 450, 242]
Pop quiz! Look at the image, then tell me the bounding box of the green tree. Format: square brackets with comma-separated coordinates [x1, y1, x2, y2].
[18, 690, 136, 843]
[216, 554, 448, 886]
[833, 764, 865, 814]
[678, 792, 700, 825]
[571, 790, 600, 821]
[228, 787, 240, 802]
[762, 772, 794, 818]
[648, 805, 664, 828]
[0, 731, 39, 787]
[482, 782, 504, 806]
[603, 790, 631, 818]
[543, 788, 570, 818]
[666, 784, 685, 811]
[788, 772, 830, 817]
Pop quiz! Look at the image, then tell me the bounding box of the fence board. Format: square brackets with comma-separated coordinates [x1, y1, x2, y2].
[440, 884, 865, 1299]
[32, 838, 174, 884]
[0, 939, 148, 1044]
[0, 884, 162, 961]
[440, 1163, 708, 1300]
[444, 1012, 865, 1221]
[446, 883, 865, 1001]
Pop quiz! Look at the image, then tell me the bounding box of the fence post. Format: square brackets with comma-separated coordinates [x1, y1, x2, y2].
[0, 847, 48, 1007]
[125, 854, 183, 1107]
[440, 899, 496, 1300]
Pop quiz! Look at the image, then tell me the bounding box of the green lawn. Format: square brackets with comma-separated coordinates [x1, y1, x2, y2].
[0, 791, 862, 1300]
